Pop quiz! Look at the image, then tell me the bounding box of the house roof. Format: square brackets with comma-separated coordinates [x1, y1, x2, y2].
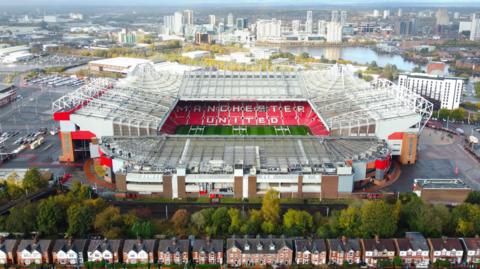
[226, 237, 293, 254]
[123, 239, 157, 253]
[158, 238, 189, 253]
[429, 238, 463, 251]
[405, 232, 429, 251]
[192, 239, 223, 253]
[87, 239, 122, 253]
[327, 238, 361, 252]
[362, 238, 396, 252]
[294, 239, 326, 253]
[17, 239, 52, 253]
[0, 239, 18, 253]
[53, 239, 88, 253]
[395, 238, 413, 251]
[462, 238, 480, 251]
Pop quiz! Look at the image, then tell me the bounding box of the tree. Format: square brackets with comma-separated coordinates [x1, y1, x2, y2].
[261, 188, 280, 226]
[450, 108, 466, 121]
[211, 207, 230, 236]
[171, 209, 190, 235]
[282, 209, 313, 236]
[338, 206, 361, 237]
[191, 208, 214, 232]
[228, 208, 242, 234]
[465, 191, 480, 205]
[5, 203, 37, 234]
[360, 200, 398, 237]
[241, 209, 262, 235]
[22, 168, 47, 194]
[67, 204, 94, 237]
[131, 221, 153, 238]
[438, 108, 451, 120]
[401, 197, 443, 237]
[36, 196, 68, 236]
[94, 206, 125, 238]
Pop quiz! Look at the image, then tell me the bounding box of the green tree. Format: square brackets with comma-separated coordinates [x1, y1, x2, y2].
[241, 209, 262, 235]
[36, 196, 68, 236]
[131, 221, 153, 238]
[211, 207, 230, 236]
[438, 108, 451, 120]
[22, 168, 47, 194]
[94, 206, 125, 238]
[261, 188, 280, 226]
[360, 200, 398, 237]
[450, 108, 466, 121]
[228, 208, 242, 234]
[282, 209, 313, 236]
[5, 203, 37, 234]
[191, 208, 214, 232]
[67, 203, 94, 237]
[338, 206, 361, 237]
[465, 191, 480, 205]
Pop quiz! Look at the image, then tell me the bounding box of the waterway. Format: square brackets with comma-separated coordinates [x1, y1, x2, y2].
[281, 46, 420, 71]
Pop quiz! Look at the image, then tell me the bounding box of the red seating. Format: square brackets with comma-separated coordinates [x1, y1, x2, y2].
[160, 101, 330, 136]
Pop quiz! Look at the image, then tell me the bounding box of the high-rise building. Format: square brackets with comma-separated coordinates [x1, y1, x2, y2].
[454, 12, 460, 20]
[163, 15, 175, 34]
[183, 9, 193, 25]
[395, 19, 416, 36]
[397, 8, 403, 17]
[470, 13, 480, 41]
[436, 8, 450, 26]
[398, 73, 464, 110]
[383, 10, 390, 19]
[326, 21, 342, 43]
[373, 9, 379, 18]
[292, 20, 300, 34]
[340, 11, 347, 25]
[331, 10, 339, 22]
[227, 13, 234, 27]
[118, 28, 136, 44]
[236, 18, 247, 30]
[317, 20, 327, 36]
[306, 10, 313, 34]
[208, 14, 216, 26]
[174, 11, 184, 35]
[256, 19, 282, 41]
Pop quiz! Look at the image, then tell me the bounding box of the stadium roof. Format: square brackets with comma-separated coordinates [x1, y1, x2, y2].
[100, 135, 388, 173]
[52, 63, 432, 133]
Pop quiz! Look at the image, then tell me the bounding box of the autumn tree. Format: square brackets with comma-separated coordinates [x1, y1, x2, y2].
[283, 209, 313, 236]
[360, 200, 398, 237]
[261, 188, 280, 234]
[171, 209, 190, 235]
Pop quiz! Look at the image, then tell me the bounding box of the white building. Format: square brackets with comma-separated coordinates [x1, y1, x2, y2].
[163, 15, 175, 34]
[340, 11, 347, 26]
[436, 8, 450, 26]
[326, 22, 342, 43]
[317, 20, 327, 36]
[227, 13, 234, 27]
[305, 10, 313, 34]
[397, 8, 403, 17]
[398, 73, 464, 110]
[383, 10, 390, 19]
[331, 10, 339, 22]
[174, 12, 184, 35]
[292, 20, 300, 34]
[43, 15, 57, 23]
[459, 21, 472, 33]
[183, 10, 193, 25]
[256, 19, 282, 41]
[182, 50, 210, 59]
[373, 9, 380, 18]
[208, 15, 216, 26]
[470, 13, 480, 41]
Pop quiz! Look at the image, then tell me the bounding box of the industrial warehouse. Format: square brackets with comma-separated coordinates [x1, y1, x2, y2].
[51, 63, 433, 198]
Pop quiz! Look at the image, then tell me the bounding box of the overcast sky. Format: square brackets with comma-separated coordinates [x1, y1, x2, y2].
[1, 0, 479, 6]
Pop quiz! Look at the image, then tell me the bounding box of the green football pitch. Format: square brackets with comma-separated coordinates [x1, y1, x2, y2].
[175, 125, 311, 136]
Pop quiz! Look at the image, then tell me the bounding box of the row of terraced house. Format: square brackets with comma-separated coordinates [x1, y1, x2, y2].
[0, 234, 480, 268]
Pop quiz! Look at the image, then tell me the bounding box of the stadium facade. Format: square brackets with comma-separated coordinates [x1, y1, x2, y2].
[52, 63, 433, 198]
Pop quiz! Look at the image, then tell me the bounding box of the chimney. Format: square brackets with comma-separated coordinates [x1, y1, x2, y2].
[374, 235, 380, 243]
[341, 236, 347, 244]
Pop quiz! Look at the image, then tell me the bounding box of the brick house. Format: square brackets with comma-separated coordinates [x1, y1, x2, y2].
[52, 238, 89, 266]
[0, 238, 19, 265]
[226, 236, 294, 267]
[158, 238, 189, 265]
[16, 238, 53, 265]
[294, 239, 327, 265]
[192, 238, 224, 264]
[327, 237, 362, 265]
[462, 237, 480, 264]
[87, 239, 123, 264]
[361, 237, 396, 267]
[395, 232, 430, 268]
[122, 239, 157, 264]
[428, 237, 463, 264]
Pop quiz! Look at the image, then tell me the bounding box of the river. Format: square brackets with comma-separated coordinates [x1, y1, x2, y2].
[281, 46, 420, 71]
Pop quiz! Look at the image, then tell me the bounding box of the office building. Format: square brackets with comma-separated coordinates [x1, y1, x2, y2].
[395, 19, 416, 35]
[117, 28, 136, 45]
[436, 9, 450, 26]
[373, 9, 380, 18]
[397, 8, 403, 17]
[174, 12, 184, 35]
[256, 19, 282, 41]
[470, 13, 480, 41]
[163, 15, 175, 34]
[317, 20, 327, 36]
[292, 20, 300, 34]
[227, 13, 234, 27]
[306, 10, 313, 34]
[208, 15, 216, 26]
[326, 22, 342, 43]
[340, 11, 347, 26]
[383, 10, 390, 19]
[183, 10, 193, 25]
[398, 73, 464, 110]
[236, 18, 247, 30]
